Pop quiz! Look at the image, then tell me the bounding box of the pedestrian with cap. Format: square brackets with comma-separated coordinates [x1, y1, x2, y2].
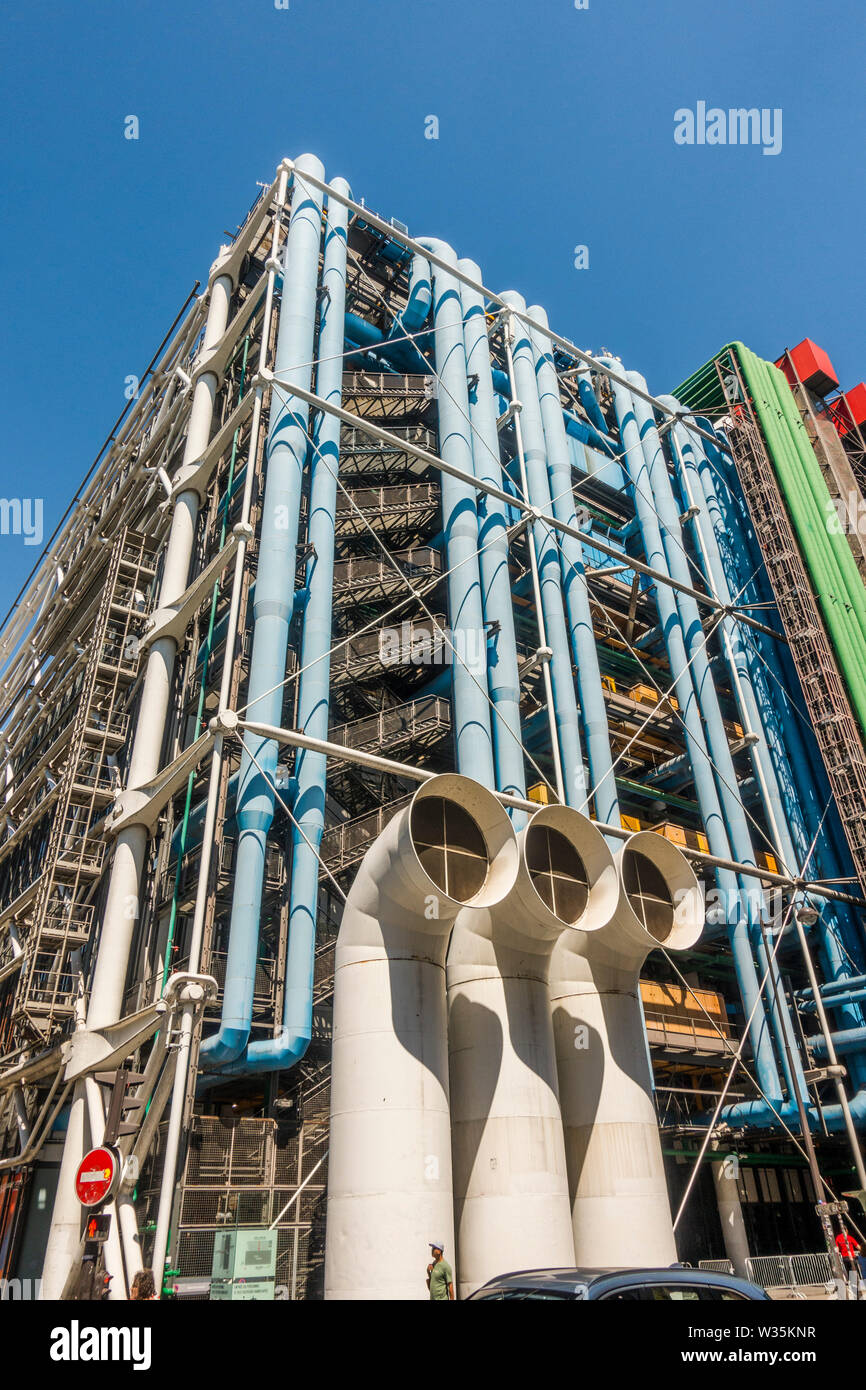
[426, 1240, 454, 1301]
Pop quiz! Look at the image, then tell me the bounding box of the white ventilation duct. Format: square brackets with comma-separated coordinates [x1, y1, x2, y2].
[324, 775, 519, 1300]
[447, 804, 618, 1297]
[551, 830, 704, 1267]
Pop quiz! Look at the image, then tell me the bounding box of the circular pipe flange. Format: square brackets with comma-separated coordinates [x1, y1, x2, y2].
[616, 829, 704, 954]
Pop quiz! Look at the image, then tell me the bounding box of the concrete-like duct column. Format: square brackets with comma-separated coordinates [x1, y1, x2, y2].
[448, 805, 618, 1297]
[551, 830, 703, 1266]
[325, 775, 519, 1300]
[712, 1152, 751, 1278]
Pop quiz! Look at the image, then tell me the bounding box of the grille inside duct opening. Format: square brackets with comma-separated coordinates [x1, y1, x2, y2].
[622, 848, 674, 941]
[526, 824, 589, 924]
[410, 796, 489, 901]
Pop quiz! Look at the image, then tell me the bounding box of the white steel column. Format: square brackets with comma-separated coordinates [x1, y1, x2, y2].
[88, 269, 232, 1030]
[41, 260, 234, 1300]
[149, 168, 289, 1292]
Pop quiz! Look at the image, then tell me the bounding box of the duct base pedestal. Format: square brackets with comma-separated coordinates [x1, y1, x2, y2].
[449, 969, 575, 1297]
[553, 984, 678, 1268]
[325, 955, 454, 1300]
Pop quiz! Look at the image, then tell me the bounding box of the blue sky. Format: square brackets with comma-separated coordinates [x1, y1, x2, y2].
[1, 0, 864, 616]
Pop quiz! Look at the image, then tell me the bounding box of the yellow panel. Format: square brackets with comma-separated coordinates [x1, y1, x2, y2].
[653, 822, 686, 847]
[527, 782, 551, 805]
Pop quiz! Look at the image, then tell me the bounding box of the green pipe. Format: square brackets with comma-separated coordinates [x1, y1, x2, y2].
[745, 350, 866, 639]
[616, 775, 701, 816]
[739, 348, 866, 732]
[160, 333, 251, 989]
[746, 353, 851, 624]
[675, 344, 866, 742]
[763, 355, 866, 638]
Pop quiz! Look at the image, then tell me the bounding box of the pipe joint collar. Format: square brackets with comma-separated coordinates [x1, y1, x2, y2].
[337, 775, 519, 961]
[605, 830, 704, 965]
[449, 805, 618, 980]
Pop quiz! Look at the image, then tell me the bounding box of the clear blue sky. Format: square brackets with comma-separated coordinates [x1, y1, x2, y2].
[1, 0, 864, 616]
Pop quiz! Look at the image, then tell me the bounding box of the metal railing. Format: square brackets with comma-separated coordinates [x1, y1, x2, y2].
[339, 423, 436, 455]
[642, 1007, 729, 1053]
[329, 695, 450, 757]
[207, 952, 278, 1008]
[330, 616, 447, 681]
[331, 547, 442, 600]
[745, 1253, 834, 1288]
[321, 794, 413, 872]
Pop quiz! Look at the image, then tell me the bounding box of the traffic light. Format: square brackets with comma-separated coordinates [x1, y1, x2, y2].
[85, 1213, 111, 1247]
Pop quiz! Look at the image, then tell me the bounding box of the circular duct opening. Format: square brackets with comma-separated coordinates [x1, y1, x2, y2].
[410, 795, 489, 902]
[526, 824, 589, 924]
[622, 846, 675, 943]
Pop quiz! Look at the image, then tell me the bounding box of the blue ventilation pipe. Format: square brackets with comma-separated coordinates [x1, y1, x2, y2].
[199, 155, 326, 1067]
[801, 973, 866, 1002]
[624, 370, 810, 1109]
[662, 404, 805, 871]
[574, 370, 610, 440]
[617, 396, 866, 1131]
[344, 306, 617, 457]
[457, 259, 526, 819]
[811, 1028, 866, 1058]
[693, 418, 866, 1042]
[701, 455, 866, 1120]
[502, 293, 586, 809]
[418, 239, 495, 786]
[344, 312, 423, 374]
[723, 1087, 866, 1133]
[528, 306, 620, 830]
[665, 404, 866, 1063]
[213, 179, 352, 1076]
[487, 366, 618, 458]
[697, 424, 856, 890]
[599, 361, 785, 1103]
[690, 418, 840, 868]
[391, 254, 431, 336]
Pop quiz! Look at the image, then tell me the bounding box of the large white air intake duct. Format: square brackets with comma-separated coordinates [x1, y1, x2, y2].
[324, 775, 519, 1300]
[551, 830, 704, 1267]
[447, 804, 618, 1297]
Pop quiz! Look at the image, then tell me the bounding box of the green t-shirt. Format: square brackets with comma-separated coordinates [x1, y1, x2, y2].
[428, 1258, 453, 1301]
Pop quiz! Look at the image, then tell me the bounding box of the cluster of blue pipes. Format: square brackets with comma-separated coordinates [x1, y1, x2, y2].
[195, 156, 866, 1132]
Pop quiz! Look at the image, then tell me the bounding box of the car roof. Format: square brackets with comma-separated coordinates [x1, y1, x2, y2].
[476, 1266, 765, 1295]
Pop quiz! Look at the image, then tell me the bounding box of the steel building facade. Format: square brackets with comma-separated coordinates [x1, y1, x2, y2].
[1, 155, 865, 1299]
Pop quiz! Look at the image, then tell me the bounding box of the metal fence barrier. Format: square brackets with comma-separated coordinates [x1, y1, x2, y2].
[745, 1253, 834, 1288]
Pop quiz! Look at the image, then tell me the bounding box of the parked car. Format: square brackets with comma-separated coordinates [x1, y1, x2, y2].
[466, 1266, 770, 1301]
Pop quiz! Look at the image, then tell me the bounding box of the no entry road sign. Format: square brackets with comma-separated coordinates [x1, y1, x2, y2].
[75, 1146, 120, 1208]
